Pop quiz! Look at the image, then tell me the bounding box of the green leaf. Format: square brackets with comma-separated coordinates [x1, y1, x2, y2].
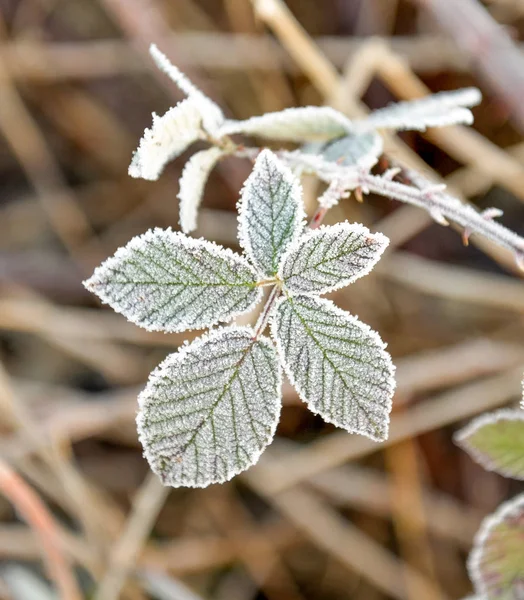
[84, 228, 262, 333]
[305, 131, 383, 168]
[271, 295, 395, 441]
[455, 410, 524, 480]
[238, 150, 305, 277]
[219, 106, 353, 142]
[469, 493, 524, 599]
[137, 327, 282, 487]
[279, 222, 388, 296]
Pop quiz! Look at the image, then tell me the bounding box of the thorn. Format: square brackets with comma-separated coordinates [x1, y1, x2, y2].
[516, 252, 524, 271]
[355, 187, 364, 203]
[462, 228, 472, 246]
[383, 167, 401, 181]
[430, 210, 449, 226]
[481, 207, 504, 220]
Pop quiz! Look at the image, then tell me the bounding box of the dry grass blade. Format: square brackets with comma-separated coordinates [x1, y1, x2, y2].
[0, 459, 82, 600]
[94, 473, 169, 600]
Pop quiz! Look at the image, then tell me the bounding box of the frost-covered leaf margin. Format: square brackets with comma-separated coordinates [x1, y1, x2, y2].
[219, 106, 353, 142]
[137, 326, 282, 487]
[178, 147, 226, 233]
[271, 295, 395, 442]
[468, 493, 524, 599]
[455, 409, 524, 480]
[279, 222, 389, 296]
[129, 99, 203, 181]
[83, 228, 262, 333]
[238, 150, 306, 277]
[355, 88, 482, 133]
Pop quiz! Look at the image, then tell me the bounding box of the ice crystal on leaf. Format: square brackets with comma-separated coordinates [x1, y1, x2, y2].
[271, 295, 395, 442]
[218, 106, 353, 142]
[279, 223, 389, 296]
[137, 327, 281, 487]
[455, 409, 524, 481]
[128, 99, 203, 181]
[83, 228, 261, 333]
[178, 147, 226, 233]
[468, 493, 524, 600]
[354, 87, 481, 133]
[238, 150, 306, 277]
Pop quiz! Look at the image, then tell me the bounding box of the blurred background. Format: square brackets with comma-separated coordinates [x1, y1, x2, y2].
[0, 0, 524, 598]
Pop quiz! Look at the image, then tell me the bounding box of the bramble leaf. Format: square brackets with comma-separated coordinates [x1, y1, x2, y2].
[279, 222, 389, 296]
[306, 131, 383, 168]
[137, 327, 281, 487]
[355, 88, 481, 133]
[455, 410, 524, 480]
[219, 107, 353, 142]
[150, 44, 225, 135]
[238, 150, 305, 277]
[271, 295, 395, 441]
[128, 99, 203, 181]
[468, 493, 524, 599]
[84, 228, 262, 333]
[178, 147, 226, 233]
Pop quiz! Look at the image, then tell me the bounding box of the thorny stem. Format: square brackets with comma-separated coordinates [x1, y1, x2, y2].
[354, 168, 524, 266]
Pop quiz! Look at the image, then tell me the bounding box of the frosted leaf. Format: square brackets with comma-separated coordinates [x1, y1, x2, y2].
[468, 493, 524, 599]
[455, 410, 524, 480]
[150, 44, 224, 135]
[278, 150, 353, 182]
[178, 147, 226, 233]
[137, 327, 281, 487]
[83, 228, 261, 333]
[306, 131, 383, 168]
[271, 295, 395, 441]
[129, 99, 203, 181]
[279, 222, 389, 296]
[219, 107, 353, 142]
[238, 150, 306, 277]
[355, 88, 481, 133]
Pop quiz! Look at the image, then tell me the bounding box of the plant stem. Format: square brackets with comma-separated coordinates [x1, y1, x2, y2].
[254, 285, 281, 338]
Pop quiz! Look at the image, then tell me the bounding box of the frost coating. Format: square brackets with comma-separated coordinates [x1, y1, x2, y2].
[150, 44, 224, 135]
[455, 409, 524, 480]
[219, 106, 353, 142]
[355, 88, 481, 133]
[279, 222, 389, 296]
[307, 131, 383, 168]
[468, 493, 524, 599]
[83, 228, 262, 333]
[272, 295, 395, 442]
[129, 99, 202, 180]
[178, 147, 226, 233]
[137, 327, 282, 487]
[238, 150, 306, 277]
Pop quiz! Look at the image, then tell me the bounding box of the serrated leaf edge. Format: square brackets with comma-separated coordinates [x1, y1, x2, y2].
[455, 409, 524, 481]
[270, 295, 396, 441]
[467, 492, 524, 597]
[83, 227, 263, 333]
[237, 149, 307, 277]
[136, 325, 282, 488]
[277, 221, 389, 297]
